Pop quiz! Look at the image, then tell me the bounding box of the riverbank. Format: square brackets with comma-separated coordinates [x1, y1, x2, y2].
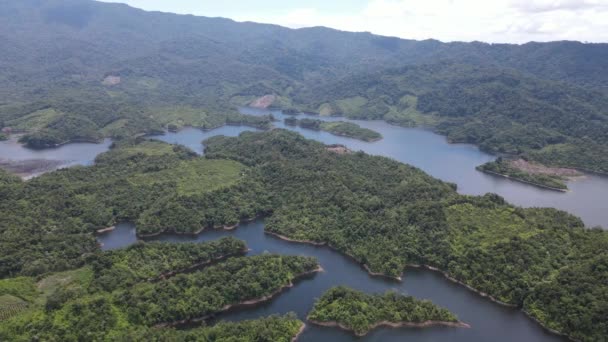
[291, 323, 306, 342]
[265, 230, 403, 281]
[478, 169, 569, 192]
[265, 230, 578, 341]
[308, 319, 470, 337]
[0, 158, 66, 179]
[407, 264, 517, 308]
[96, 226, 115, 234]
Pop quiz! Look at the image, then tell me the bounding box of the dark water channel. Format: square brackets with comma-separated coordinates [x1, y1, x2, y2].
[99, 220, 568, 342]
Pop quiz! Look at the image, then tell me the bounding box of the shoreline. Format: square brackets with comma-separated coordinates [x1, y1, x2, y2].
[324, 130, 383, 143]
[154, 266, 323, 328]
[96, 226, 116, 234]
[265, 230, 403, 281]
[265, 230, 578, 341]
[291, 322, 306, 342]
[295, 124, 382, 143]
[406, 264, 517, 307]
[477, 169, 569, 192]
[308, 319, 470, 337]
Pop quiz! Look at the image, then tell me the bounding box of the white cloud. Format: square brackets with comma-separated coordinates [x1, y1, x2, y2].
[235, 0, 608, 43]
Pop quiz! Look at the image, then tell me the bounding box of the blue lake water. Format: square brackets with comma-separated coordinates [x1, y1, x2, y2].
[240, 107, 608, 229]
[0, 136, 112, 178]
[93, 109, 607, 341]
[99, 220, 569, 342]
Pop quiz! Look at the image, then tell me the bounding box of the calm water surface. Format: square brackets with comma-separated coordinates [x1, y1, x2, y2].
[0, 136, 112, 178]
[95, 111, 606, 341]
[240, 108, 608, 229]
[99, 220, 568, 342]
[2, 109, 602, 340]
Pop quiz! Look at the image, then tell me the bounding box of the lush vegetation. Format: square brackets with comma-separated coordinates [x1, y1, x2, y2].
[0, 139, 266, 277]
[0, 2, 607, 340]
[308, 286, 459, 336]
[115, 314, 304, 342]
[290, 63, 608, 173]
[0, 235, 317, 341]
[0, 128, 605, 340]
[477, 158, 568, 190]
[204, 130, 608, 341]
[92, 237, 247, 291]
[2, 1, 608, 172]
[118, 255, 318, 326]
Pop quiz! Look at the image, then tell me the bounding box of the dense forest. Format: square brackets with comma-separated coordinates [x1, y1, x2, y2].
[1, 1, 608, 341]
[0, 130, 606, 340]
[0, 236, 317, 341]
[307, 286, 460, 336]
[288, 63, 608, 173]
[204, 130, 608, 342]
[1, 0, 608, 171]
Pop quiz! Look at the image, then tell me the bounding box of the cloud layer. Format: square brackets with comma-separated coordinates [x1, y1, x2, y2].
[101, 0, 608, 43]
[235, 0, 608, 43]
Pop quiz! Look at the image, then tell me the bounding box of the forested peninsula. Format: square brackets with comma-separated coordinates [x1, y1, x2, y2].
[307, 287, 465, 336]
[476, 158, 579, 191]
[285, 117, 383, 142]
[0, 129, 606, 340]
[0, 130, 606, 341]
[0, 236, 319, 341]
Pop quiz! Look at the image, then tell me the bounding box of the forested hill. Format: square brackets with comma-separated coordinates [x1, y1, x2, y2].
[2, 0, 608, 169]
[291, 62, 608, 172]
[2, 0, 608, 97]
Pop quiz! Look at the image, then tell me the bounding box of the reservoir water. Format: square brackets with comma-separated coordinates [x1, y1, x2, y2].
[99, 220, 569, 342]
[2, 109, 605, 228]
[239, 107, 608, 229]
[16, 108, 597, 341]
[0, 136, 112, 178]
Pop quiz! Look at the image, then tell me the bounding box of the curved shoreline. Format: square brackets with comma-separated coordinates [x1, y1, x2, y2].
[406, 264, 517, 308]
[477, 169, 569, 192]
[265, 230, 579, 341]
[265, 230, 402, 281]
[291, 322, 306, 342]
[308, 319, 470, 337]
[154, 266, 323, 328]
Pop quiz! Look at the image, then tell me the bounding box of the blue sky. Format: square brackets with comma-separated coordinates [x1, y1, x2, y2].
[99, 0, 608, 43]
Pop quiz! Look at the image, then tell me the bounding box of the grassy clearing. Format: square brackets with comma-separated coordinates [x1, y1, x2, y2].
[0, 277, 38, 303]
[335, 96, 368, 115]
[100, 119, 129, 136]
[446, 203, 539, 252]
[149, 106, 221, 130]
[128, 158, 246, 196]
[5, 108, 63, 131]
[112, 140, 176, 158]
[37, 268, 93, 301]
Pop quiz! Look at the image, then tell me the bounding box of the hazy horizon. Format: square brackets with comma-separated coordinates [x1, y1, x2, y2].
[98, 0, 608, 44]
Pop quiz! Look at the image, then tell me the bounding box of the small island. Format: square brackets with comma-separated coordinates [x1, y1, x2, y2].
[285, 118, 382, 142]
[307, 286, 468, 336]
[476, 158, 581, 191]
